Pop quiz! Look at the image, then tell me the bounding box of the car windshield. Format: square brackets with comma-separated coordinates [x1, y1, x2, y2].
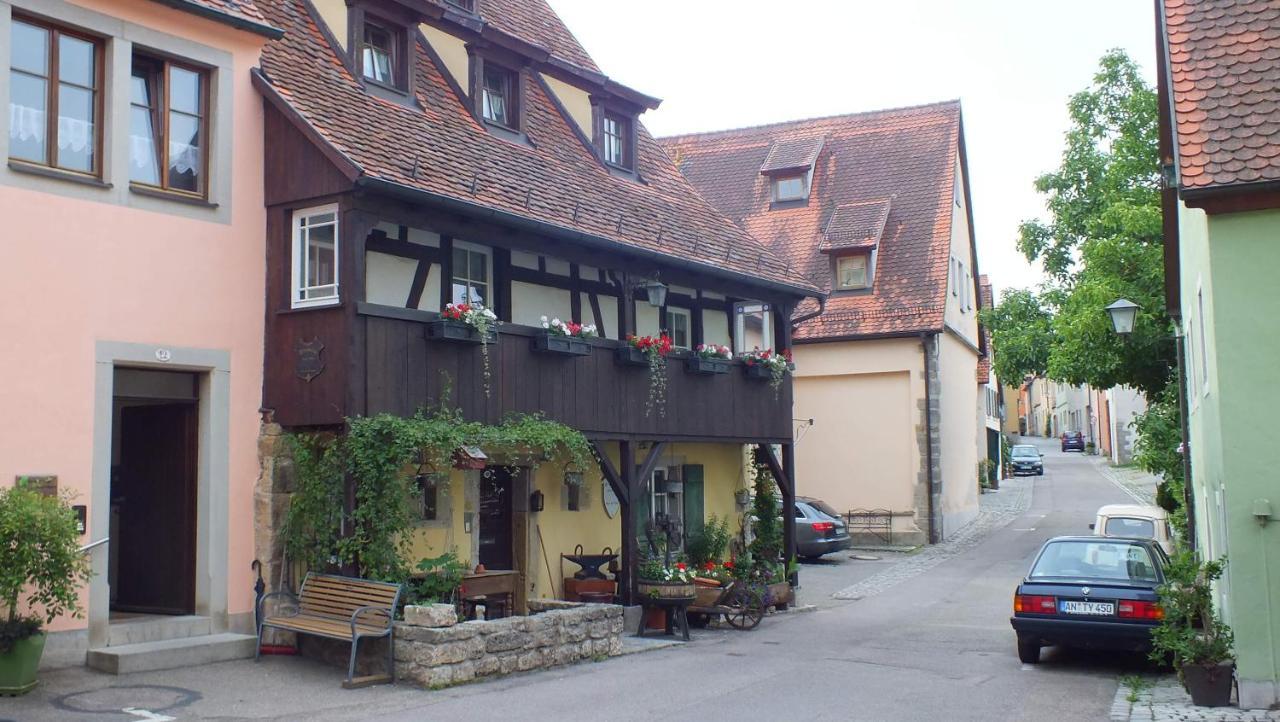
[1105, 517, 1156, 538]
[1030, 540, 1159, 583]
[806, 499, 841, 519]
[1011, 446, 1039, 458]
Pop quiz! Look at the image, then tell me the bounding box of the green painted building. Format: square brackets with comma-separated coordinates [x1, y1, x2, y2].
[1159, 0, 1280, 709]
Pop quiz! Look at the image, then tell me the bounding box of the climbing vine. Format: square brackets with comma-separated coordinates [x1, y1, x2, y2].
[282, 407, 593, 582]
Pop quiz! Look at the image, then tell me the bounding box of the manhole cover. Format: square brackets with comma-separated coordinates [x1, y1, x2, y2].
[851, 554, 881, 561]
[54, 685, 200, 715]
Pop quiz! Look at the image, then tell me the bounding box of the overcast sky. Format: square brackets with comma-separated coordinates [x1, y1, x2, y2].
[548, 0, 1158, 299]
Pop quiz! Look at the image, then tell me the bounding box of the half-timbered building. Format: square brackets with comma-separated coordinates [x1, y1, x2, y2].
[252, 0, 821, 607]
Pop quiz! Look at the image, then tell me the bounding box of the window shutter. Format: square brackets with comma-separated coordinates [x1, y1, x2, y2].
[682, 464, 705, 543]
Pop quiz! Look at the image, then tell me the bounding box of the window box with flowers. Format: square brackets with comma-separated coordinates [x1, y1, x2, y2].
[685, 344, 732, 375]
[637, 559, 696, 601]
[742, 347, 794, 392]
[426, 303, 498, 344]
[532, 317, 596, 356]
[617, 334, 672, 417]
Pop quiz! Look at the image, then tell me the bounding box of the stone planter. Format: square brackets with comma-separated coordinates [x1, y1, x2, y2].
[614, 346, 649, 367]
[636, 580, 695, 601]
[766, 582, 792, 610]
[0, 632, 44, 695]
[1182, 662, 1234, 707]
[685, 356, 730, 375]
[425, 318, 495, 344]
[532, 333, 591, 357]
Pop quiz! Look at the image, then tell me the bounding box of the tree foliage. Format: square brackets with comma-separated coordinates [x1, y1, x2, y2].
[985, 49, 1174, 398]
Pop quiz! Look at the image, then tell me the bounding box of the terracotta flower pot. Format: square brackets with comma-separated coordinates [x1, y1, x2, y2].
[1182, 662, 1234, 707]
[0, 633, 45, 696]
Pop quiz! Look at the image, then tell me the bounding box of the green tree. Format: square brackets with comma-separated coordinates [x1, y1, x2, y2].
[986, 48, 1174, 398]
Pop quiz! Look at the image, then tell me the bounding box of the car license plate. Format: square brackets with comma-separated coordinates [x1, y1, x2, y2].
[1061, 600, 1114, 615]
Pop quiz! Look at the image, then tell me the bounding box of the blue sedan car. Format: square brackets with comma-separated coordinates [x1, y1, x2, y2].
[1010, 536, 1167, 663]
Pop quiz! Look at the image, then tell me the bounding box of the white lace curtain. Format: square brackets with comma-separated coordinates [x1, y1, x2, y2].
[8, 103, 92, 152]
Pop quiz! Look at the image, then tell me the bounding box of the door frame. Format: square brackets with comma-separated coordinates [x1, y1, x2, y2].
[89, 341, 231, 648]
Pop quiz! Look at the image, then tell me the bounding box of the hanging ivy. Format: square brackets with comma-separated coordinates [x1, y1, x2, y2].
[282, 407, 593, 582]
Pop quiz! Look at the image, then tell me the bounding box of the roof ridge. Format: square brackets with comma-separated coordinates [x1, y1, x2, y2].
[657, 99, 961, 143]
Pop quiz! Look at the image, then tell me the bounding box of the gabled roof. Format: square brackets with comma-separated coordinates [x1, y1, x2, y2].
[473, 0, 600, 74]
[253, 0, 816, 296]
[149, 0, 281, 37]
[661, 101, 964, 340]
[1162, 0, 1280, 191]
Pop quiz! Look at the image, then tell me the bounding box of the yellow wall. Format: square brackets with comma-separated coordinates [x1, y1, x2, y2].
[939, 332, 980, 535]
[944, 152, 980, 347]
[792, 337, 927, 540]
[420, 23, 469, 94]
[312, 0, 348, 50]
[541, 74, 593, 139]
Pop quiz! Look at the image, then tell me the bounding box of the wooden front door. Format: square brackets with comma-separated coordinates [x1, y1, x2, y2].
[113, 403, 197, 614]
[478, 466, 514, 570]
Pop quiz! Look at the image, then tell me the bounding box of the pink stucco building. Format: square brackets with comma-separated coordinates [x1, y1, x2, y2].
[0, 0, 278, 667]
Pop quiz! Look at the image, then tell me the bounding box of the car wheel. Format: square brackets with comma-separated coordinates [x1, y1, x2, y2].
[1017, 635, 1041, 664]
[1037, 469, 1044, 476]
[799, 555, 821, 562]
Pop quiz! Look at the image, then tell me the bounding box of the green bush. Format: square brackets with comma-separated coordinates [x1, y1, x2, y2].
[685, 515, 730, 568]
[1150, 552, 1234, 672]
[0, 480, 93, 652]
[409, 550, 468, 606]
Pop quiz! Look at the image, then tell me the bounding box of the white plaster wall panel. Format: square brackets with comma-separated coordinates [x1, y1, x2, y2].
[512, 281, 572, 327]
[365, 252, 417, 307]
[419, 262, 441, 312]
[702, 309, 730, 347]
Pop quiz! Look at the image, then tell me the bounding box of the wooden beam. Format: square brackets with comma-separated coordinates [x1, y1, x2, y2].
[635, 441, 667, 486]
[618, 440, 636, 606]
[590, 440, 627, 505]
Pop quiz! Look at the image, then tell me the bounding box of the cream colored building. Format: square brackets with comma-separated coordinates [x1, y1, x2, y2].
[663, 101, 984, 544]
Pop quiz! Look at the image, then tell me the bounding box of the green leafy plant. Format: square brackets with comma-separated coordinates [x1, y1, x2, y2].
[0, 481, 93, 653]
[1134, 378, 1187, 537]
[411, 550, 468, 605]
[626, 334, 672, 418]
[637, 558, 694, 584]
[977, 459, 997, 489]
[747, 461, 783, 581]
[685, 515, 731, 568]
[1149, 552, 1234, 675]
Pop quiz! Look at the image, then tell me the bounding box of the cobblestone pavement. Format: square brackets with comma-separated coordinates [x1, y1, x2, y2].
[1092, 457, 1161, 505]
[1113, 675, 1280, 722]
[832, 475, 1033, 600]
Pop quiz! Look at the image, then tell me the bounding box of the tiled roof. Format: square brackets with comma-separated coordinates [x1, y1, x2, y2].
[478, 0, 601, 74]
[820, 199, 891, 252]
[254, 0, 815, 295]
[977, 275, 993, 384]
[760, 136, 824, 175]
[152, 0, 279, 36]
[662, 101, 964, 340]
[1163, 0, 1280, 190]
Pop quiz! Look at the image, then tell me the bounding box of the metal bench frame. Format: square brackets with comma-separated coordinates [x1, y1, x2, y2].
[255, 572, 402, 686]
[845, 508, 894, 545]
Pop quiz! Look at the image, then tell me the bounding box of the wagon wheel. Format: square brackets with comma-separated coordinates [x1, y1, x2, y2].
[724, 583, 766, 630]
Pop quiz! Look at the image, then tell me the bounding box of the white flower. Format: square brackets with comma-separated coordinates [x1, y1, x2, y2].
[541, 315, 548, 324]
[552, 318, 561, 327]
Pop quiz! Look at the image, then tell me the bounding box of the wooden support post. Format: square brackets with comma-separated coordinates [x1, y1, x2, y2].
[757, 443, 797, 580]
[618, 440, 636, 606]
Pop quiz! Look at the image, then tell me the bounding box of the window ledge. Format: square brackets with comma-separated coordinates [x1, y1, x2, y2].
[8, 160, 111, 189]
[130, 184, 218, 208]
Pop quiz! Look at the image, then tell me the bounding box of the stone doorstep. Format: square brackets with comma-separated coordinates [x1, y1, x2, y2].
[86, 633, 257, 675]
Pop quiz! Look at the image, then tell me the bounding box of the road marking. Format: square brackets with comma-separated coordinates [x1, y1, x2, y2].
[1012, 528, 1037, 531]
[123, 709, 175, 722]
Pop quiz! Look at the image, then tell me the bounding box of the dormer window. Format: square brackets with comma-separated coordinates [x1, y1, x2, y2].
[482, 64, 513, 126]
[836, 255, 868, 290]
[773, 175, 806, 202]
[601, 112, 631, 168]
[361, 21, 395, 85]
[445, 0, 475, 11]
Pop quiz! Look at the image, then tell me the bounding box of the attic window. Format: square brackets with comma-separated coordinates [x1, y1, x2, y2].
[445, 0, 475, 11]
[836, 255, 868, 290]
[480, 60, 519, 130]
[355, 13, 407, 93]
[602, 113, 628, 167]
[773, 175, 806, 202]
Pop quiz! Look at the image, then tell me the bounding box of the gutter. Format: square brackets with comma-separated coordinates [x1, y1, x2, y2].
[355, 176, 822, 300]
[790, 296, 827, 329]
[921, 331, 940, 544]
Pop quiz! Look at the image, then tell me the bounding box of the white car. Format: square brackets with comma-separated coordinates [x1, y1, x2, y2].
[1090, 504, 1175, 556]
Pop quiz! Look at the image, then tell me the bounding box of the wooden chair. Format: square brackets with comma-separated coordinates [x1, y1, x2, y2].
[256, 573, 401, 687]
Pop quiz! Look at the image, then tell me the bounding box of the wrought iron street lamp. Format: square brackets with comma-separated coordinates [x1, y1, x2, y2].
[1105, 298, 1140, 336]
[640, 278, 668, 308]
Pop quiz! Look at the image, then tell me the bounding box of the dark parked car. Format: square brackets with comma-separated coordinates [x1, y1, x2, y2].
[1009, 444, 1044, 476]
[1010, 536, 1167, 663]
[1061, 431, 1085, 452]
[794, 497, 852, 560]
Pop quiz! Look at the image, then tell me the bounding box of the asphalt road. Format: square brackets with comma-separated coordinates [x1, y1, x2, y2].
[9, 438, 1153, 722]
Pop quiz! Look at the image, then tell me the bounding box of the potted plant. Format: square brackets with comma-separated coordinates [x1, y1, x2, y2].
[0, 480, 93, 695]
[533, 316, 596, 356]
[427, 302, 499, 396]
[685, 344, 732, 375]
[617, 334, 672, 417]
[1149, 552, 1235, 707]
[741, 347, 794, 395]
[745, 461, 792, 610]
[636, 558, 696, 601]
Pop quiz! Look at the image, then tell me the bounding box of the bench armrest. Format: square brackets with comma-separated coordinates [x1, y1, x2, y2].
[350, 605, 393, 636]
[258, 591, 300, 625]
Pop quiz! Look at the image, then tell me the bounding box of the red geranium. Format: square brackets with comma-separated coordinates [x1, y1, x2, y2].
[626, 333, 673, 356]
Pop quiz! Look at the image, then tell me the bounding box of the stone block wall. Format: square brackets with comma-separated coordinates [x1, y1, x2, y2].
[393, 601, 623, 688]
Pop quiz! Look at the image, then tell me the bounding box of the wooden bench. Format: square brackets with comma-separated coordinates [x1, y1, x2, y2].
[256, 573, 402, 687]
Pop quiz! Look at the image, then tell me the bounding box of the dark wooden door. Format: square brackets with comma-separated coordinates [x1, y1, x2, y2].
[478, 466, 514, 570]
[114, 403, 197, 614]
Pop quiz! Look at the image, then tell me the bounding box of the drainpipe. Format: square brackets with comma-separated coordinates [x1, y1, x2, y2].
[790, 296, 827, 329]
[921, 332, 940, 544]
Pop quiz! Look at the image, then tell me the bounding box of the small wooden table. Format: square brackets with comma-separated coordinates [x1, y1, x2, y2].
[636, 597, 692, 641]
[460, 570, 517, 620]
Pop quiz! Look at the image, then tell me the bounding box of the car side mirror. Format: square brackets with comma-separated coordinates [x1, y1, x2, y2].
[1088, 523, 1095, 530]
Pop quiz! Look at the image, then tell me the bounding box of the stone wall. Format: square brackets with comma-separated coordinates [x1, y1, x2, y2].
[393, 601, 624, 688]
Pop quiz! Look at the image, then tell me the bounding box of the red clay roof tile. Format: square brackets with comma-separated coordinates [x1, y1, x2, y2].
[1162, 0, 1280, 190]
[661, 102, 964, 340]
